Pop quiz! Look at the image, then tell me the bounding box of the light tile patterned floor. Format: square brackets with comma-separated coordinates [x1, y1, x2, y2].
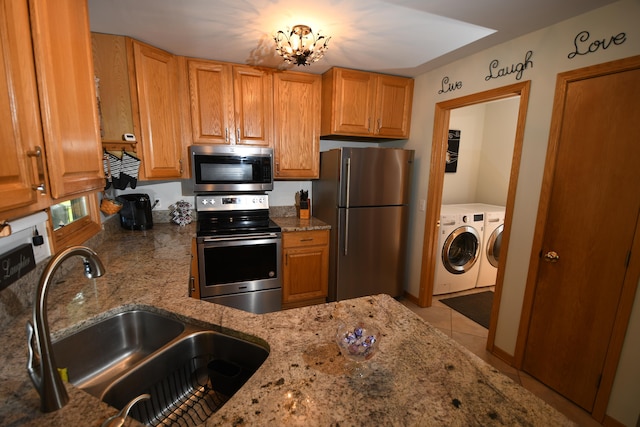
[401, 288, 602, 427]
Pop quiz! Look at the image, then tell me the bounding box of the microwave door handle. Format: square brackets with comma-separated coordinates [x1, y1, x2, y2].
[344, 158, 351, 256]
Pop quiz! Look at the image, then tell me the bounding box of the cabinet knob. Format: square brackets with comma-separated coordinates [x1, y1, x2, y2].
[543, 251, 560, 263]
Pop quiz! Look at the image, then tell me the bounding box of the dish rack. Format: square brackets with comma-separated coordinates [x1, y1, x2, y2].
[126, 356, 232, 426]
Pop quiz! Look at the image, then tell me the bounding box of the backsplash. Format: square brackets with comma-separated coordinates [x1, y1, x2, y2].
[0, 216, 120, 328]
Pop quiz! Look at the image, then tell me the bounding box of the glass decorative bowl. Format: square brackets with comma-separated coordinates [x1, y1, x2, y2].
[335, 322, 379, 363]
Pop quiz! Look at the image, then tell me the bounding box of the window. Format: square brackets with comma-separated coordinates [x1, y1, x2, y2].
[51, 197, 89, 230]
[48, 193, 101, 251]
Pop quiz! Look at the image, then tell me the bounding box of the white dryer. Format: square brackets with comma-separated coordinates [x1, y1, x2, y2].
[476, 204, 505, 288]
[433, 205, 484, 295]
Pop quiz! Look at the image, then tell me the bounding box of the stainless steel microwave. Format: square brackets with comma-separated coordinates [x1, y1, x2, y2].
[190, 145, 273, 193]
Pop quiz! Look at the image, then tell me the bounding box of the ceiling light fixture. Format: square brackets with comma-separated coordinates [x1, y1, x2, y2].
[273, 25, 330, 66]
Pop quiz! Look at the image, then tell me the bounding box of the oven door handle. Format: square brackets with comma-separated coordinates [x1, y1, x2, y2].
[201, 233, 279, 243]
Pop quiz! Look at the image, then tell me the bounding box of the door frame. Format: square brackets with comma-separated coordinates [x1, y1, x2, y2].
[515, 55, 640, 422]
[418, 81, 531, 355]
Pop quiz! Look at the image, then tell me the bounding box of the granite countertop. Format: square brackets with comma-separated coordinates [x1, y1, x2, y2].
[0, 222, 574, 426]
[271, 216, 331, 232]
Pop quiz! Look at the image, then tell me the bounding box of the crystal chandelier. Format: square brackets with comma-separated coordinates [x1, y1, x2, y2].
[274, 25, 330, 66]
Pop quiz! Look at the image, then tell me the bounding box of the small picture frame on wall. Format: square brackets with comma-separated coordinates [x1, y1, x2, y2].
[446, 129, 461, 173]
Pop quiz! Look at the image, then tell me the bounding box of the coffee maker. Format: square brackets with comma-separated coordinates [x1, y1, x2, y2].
[117, 193, 154, 230]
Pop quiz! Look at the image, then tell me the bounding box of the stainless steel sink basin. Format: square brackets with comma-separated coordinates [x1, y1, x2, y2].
[53, 309, 185, 397]
[102, 330, 269, 425]
[51, 309, 268, 426]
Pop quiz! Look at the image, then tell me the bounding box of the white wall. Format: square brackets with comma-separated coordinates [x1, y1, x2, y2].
[402, 0, 640, 424]
[443, 103, 486, 204]
[441, 97, 518, 206]
[476, 98, 519, 206]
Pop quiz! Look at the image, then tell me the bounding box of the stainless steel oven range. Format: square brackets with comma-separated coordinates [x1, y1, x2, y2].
[195, 194, 282, 314]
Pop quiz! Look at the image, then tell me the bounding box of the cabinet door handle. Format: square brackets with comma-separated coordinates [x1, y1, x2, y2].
[376, 118, 381, 134]
[27, 146, 46, 194]
[299, 238, 313, 242]
[179, 158, 183, 175]
[367, 118, 371, 133]
[225, 128, 229, 142]
[236, 128, 241, 144]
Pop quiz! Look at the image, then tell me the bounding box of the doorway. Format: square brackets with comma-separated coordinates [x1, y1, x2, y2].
[516, 55, 640, 422]
[418, 82, 531, 350]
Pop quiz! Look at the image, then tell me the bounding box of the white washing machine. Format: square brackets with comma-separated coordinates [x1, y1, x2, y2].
[455, 203, 506, 288]
[433, 205, 484, 295]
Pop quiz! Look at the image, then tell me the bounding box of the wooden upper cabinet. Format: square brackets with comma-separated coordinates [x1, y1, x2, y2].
[232, 66, 273, 146]
[30, 0, 104, 199]
[321, 67, 414, 139]
[130, 39, 184, 178]
[91, 33, 135, 143]
[375, 74, 414, 138]
[0, 0, 46, 214]
[187, 60, 234, 144]
[322, 68, 376, 136]
[186, 60, 272, 146]
[273, 71, 321, 179]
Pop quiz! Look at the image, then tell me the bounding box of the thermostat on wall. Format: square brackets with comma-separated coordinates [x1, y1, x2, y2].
[123, 133, 136, 142]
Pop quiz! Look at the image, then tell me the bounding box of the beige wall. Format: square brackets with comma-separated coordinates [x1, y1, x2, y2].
[442, 97, 519, 205]
[401, 0, 640, 424]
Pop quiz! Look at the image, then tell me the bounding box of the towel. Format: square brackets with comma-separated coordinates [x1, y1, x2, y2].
[119, 151, 141, 189]
[104, 151, 122, 189]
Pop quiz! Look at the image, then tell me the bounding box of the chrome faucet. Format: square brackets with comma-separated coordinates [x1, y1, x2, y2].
[26, 246, 106, 412]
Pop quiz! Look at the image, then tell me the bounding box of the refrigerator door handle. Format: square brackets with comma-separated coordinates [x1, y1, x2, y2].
[344, 158, 351, 255]
[345, 157, 351, 209]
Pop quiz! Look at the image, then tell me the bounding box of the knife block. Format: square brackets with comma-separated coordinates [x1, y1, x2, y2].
[297, 198, 310, 219]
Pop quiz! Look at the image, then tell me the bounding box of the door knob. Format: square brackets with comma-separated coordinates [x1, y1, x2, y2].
[543, 251, 560, 263]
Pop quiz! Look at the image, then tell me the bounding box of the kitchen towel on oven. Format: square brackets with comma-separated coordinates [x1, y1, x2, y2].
[119, 151, 141, 189]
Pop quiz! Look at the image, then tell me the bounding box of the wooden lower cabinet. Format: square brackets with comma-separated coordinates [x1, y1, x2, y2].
[282, 230, 329, 309]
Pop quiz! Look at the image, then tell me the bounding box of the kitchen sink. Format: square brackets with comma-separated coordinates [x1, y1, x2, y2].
[102, 330, 269, 425]
[52, 309, 269, 425]
[53, 309, 185, 397]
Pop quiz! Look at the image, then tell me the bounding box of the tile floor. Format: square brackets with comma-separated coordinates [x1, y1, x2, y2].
[401, 288, 602, 427]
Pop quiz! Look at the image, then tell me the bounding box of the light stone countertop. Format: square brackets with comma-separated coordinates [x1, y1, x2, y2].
[271, 216, 331, 232]
[0, 221, 575, 426]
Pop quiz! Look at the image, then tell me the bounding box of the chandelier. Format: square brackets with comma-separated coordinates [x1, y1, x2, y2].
[274, 25, 330, 66]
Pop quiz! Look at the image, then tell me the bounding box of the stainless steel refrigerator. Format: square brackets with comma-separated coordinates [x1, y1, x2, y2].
[312, 147, 414, 301]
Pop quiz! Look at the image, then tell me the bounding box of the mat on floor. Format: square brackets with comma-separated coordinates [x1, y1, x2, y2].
[439, 291, 493, 329]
